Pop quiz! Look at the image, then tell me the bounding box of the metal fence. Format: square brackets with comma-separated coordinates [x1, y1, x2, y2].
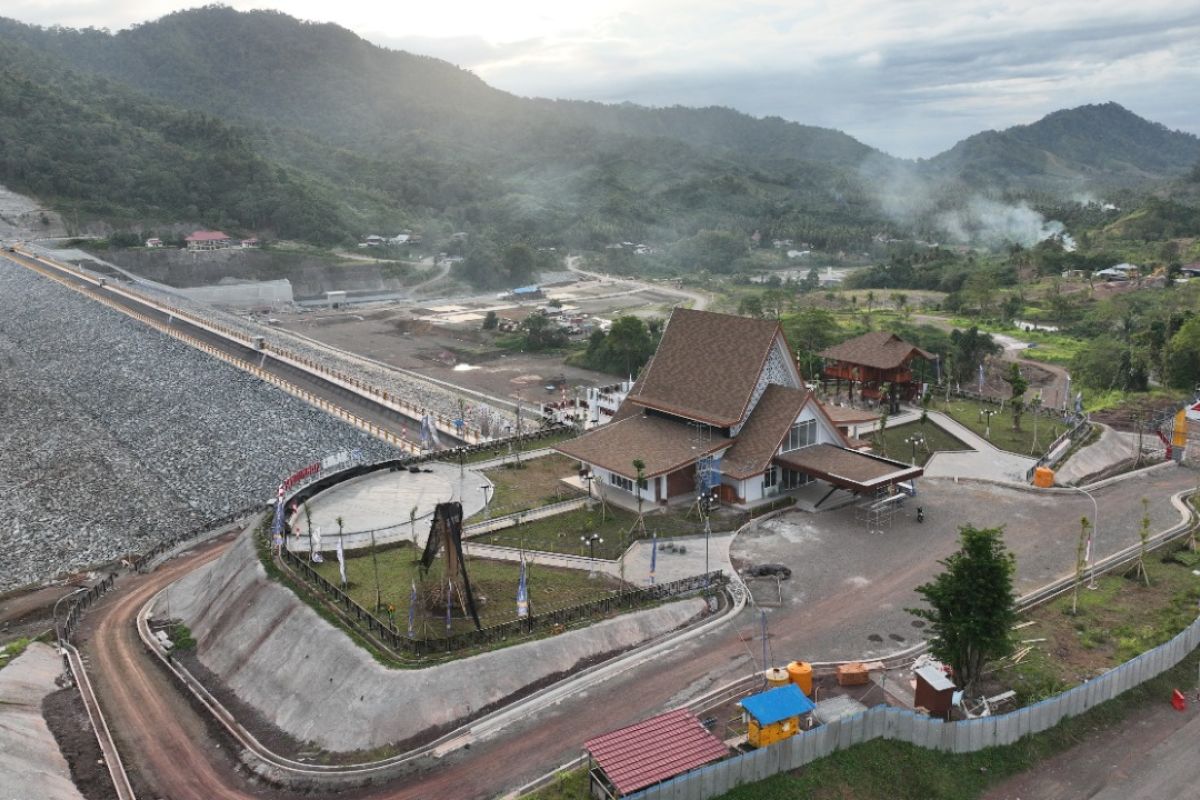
[1024, 415, 1093, 481]
[626, 614, 1200, 799]
[277, 538, 723, 658]
[58, 572, 118, 644]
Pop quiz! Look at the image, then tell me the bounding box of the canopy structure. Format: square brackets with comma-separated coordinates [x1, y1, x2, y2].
[585, 709, 728, 797]
[774, 444, 923, 493]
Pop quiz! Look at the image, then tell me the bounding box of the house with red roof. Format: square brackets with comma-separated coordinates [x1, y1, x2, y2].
[555, 308, 921, 509]
[185, 230, 233, 251]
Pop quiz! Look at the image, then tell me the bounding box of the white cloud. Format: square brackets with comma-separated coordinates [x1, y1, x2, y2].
[3, 0, 1198, 156]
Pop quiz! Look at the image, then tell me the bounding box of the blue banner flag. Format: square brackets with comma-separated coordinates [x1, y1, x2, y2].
[408, 581, 416, 638]
[650, 532, 657, 584]
[517, 557, 529, 619]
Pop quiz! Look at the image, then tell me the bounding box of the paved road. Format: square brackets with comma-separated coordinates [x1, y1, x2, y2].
[5, 249, 464, 449]
[983, 697, 1200, 800]
[72, 465, 1197, 799]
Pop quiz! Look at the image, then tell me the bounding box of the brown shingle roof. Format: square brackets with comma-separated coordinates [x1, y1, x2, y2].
[585, 709, 728, 797]
[629, 308, 790, 426]
[819, 331, 933, 371]
[774, 444, 922, 491]
[554, 412, 729, 479]
[820, 404, 881, 425]
[723, 385, 811, 479]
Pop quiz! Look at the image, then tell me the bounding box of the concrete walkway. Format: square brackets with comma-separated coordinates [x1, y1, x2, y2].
[922, 410, 1038, 483]
[0, 643, 87, 800]
[1054, 423, 1140, 486]
[622, 533, 736, 586]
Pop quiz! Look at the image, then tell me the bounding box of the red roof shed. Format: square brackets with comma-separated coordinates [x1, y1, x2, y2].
[585, 709, 728, 797]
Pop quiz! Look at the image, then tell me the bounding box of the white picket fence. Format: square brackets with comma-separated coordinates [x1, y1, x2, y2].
[627, 614, 1200, 799]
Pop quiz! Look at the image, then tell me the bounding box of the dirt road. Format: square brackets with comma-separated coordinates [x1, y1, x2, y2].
[566, 256, 712, 310]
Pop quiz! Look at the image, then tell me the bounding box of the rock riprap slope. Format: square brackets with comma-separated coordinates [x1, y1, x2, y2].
[0, 259, 397, 590]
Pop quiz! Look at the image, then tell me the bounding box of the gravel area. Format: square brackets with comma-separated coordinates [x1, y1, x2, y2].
[0, 259, 399, 590]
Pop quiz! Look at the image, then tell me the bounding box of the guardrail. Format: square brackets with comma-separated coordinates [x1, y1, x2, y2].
[58, 573, 118, 643]
[11, 245, 493, 442]
[276, 532, 724, 658]
[1025, 415, 1093, 481]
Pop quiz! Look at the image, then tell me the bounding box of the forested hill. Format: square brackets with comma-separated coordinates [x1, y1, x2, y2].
[923, 102, 1200, 189]
[0, 6, 1196, 258]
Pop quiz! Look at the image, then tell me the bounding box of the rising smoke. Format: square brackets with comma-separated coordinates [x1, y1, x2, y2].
[860, 155, 1076, 250]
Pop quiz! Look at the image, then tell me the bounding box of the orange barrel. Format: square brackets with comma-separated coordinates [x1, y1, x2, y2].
[1033, 466, 1055, 488]
[787, 661, 814, 696]
[764, 667, 790, 688]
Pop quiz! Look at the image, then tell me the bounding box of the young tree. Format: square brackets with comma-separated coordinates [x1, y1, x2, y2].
[482, 310, 498, 330]
[1132, 498, 1151, 587]
[908, 525, 1017, 694]
[1003, 363, 1029, 431]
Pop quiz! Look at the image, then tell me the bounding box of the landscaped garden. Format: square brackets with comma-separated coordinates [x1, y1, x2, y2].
[927, 396, 1071, 457]
[862, 420, 969, 466]
[474, 503, 746, 560]
[465, 453, 582, 522]
[310, 542, 623, 637]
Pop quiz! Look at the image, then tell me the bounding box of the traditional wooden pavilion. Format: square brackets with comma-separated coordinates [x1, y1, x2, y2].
[819, 331, 933, 412]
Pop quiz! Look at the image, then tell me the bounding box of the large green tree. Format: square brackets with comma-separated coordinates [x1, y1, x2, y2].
[1166, 316, 1200, 390]
[908, 525, 1017, 694]
[949, 326, 1001, 386]
[1003, 362, 1029, 431]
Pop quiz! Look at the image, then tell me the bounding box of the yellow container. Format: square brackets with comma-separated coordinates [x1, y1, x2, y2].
[764, 667, 790, 688]
[1033, 466, 1054, 488]
[747, 716, 800, 748]
[787, 661, 814, 697]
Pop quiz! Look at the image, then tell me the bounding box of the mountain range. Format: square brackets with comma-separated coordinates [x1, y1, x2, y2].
[0, 6, 1197, 259]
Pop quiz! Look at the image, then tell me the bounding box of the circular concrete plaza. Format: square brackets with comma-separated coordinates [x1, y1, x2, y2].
[291, 461, 488, 544]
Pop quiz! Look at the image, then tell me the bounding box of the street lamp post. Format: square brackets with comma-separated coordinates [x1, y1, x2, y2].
[480, 484, 493, 520]
[1068, 485, 1101, 588]
[905, 433, 926, 466]
[581, 534, 603, 578]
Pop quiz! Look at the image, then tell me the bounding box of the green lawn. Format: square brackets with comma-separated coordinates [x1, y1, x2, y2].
[929, 397, 1068, 457]
[466, 454, 582, 522]
[997, 550, 1200, 704]
[310, 542, 622, 637]
[476, 504, 742, 561]
[461, 429, 579, 464]
[862, 420, 969, 466]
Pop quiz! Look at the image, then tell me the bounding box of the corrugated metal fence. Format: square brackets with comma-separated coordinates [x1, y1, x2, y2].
[627, 614, 1200, 799]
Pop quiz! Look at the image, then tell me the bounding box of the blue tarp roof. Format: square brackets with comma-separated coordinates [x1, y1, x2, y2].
[740, 684, 815, 725]
[512, 285, 541, 294]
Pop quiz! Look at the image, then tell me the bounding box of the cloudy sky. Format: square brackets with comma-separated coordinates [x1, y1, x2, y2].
[5, 0, 1199, 157]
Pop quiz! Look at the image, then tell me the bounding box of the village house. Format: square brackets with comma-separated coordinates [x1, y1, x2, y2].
[144, 237, 163, 248]
[185, 230, 233, 251]
[556, 308, 921, 510]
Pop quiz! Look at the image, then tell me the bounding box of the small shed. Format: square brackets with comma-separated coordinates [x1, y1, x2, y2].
[914, 664, 956, 719]
[584, 709, 728, 798]
[740, 684, 816, 748]
[326, 290, 347, 308]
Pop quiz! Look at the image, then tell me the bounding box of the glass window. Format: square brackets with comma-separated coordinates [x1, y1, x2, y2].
[609, 473, 633, 492]
[763, 467, 778, 489]
[783, 419, 817, 452]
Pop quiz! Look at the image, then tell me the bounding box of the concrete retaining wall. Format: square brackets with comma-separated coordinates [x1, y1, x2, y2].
[165, 530, 705, 752]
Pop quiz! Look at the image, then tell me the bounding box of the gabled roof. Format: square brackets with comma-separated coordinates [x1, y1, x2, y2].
[628, 308, 791, 427]
[585, 709, 728, 796]
[186, 230, 231, 242]
[554, 412, 729, 479]
[819, 331, 933, 371]
[740, 684, 816, 725]
[723, 385, 811, 479]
